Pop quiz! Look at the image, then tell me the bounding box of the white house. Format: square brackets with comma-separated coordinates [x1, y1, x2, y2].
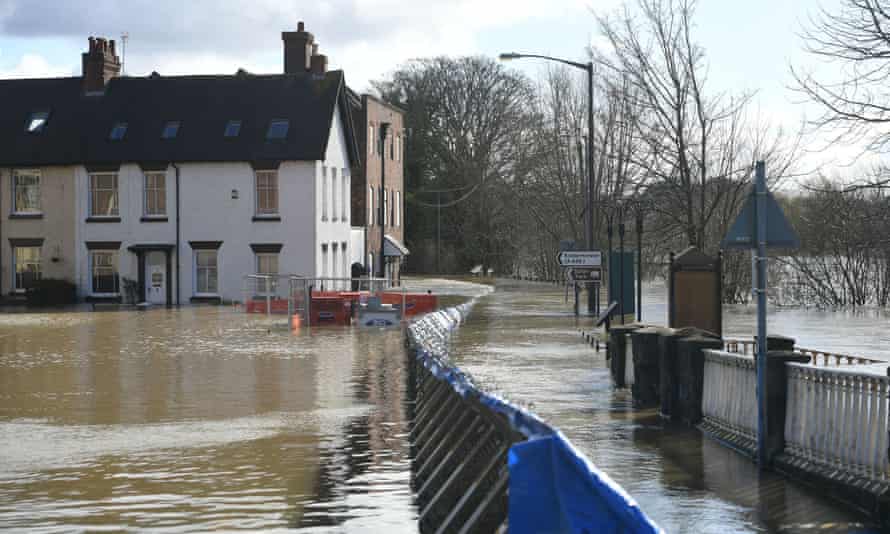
[0, 22, 359, 305]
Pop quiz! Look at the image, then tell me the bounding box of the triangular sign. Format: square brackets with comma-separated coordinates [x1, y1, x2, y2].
[722, 189, 800, 249]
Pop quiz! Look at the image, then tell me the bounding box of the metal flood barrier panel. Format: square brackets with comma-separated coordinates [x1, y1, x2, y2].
[407, 304, 662, 534]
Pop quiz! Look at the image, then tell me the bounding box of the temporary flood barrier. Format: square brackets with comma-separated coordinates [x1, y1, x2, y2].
[408, 304, 661, 534]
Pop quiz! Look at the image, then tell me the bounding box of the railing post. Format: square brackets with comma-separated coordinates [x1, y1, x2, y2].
[676, 335, 724, 425]
[764, 350, 811, 463]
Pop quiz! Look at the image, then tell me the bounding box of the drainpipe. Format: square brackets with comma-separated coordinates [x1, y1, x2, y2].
[378, 122, 390, 280]
[172, 162, 181, 306]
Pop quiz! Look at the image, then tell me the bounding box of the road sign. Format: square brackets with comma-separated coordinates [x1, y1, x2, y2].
[557, 250, 602, 268]
[722, 188, 799, 249]
[570, 267, 601, 281]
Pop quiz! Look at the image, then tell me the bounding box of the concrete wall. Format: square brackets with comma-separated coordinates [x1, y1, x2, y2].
[0, 166, 77, 295]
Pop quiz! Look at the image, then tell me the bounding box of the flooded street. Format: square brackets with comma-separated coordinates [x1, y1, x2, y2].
[451, 280, 879, 533]
[0, 306, 416, 532]
[0, 277, 884, 532]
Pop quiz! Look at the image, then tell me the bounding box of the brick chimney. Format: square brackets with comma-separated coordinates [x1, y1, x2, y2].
[310, 43, 328, 75]
[81, 36, 121, 93]
[282, 21, 313, 74]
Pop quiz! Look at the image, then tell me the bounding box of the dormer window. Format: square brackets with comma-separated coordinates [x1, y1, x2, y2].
[25, 111, 49, 133]
[109, 122, 127, 141]
[224, 120, 241, 138]
[161, 121, 180, 139]
[266, 119, 289, 140]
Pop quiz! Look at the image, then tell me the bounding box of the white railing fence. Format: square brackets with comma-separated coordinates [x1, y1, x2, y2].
[784, 363, 890, 482]
[701, 350, 757, 444]
[724, 338, 883, 367]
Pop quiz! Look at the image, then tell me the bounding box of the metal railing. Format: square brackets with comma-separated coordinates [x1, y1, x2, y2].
[701, 349, 758, 451]
[784, 363, 890, 482]
[724, 338, 884, 366]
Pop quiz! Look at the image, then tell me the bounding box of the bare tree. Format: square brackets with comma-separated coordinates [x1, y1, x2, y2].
[794, 0, 890, 158]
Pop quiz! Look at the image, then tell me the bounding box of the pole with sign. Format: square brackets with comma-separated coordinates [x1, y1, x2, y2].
[722, 160, 799, 468]
[558, 250, 602, 316]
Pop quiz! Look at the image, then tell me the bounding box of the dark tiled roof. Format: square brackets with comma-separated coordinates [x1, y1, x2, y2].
[0, 70, 359, 167]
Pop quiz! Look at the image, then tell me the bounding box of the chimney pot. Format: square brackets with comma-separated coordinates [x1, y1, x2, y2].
[310, 53, 328, 75]
[81, 35, 121, 93]
[282, 21, 314, 73]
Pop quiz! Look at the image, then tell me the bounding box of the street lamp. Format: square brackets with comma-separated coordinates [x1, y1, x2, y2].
[499, 51, 596, 314]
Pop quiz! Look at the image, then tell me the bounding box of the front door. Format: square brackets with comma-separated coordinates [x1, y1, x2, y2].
[145, 251, 167, 305]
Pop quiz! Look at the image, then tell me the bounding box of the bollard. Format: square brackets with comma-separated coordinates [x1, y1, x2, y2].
[765, 350, 810, 462]
[676, 335, 724, 425]
[609, 324, 642, 388]
[630, 327, 670, 407]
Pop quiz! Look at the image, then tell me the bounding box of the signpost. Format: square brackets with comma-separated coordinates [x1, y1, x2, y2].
[558, 250, 602, 317]
[557, 250, 602, 268]
[722, 161, 799, 469]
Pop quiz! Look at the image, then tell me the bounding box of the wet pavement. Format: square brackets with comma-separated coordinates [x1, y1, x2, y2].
[0, 277, 883, 532]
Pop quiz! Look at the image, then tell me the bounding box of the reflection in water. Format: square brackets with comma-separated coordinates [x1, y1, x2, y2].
[0, 305, 417, 532]
[451, 279, 877, 533]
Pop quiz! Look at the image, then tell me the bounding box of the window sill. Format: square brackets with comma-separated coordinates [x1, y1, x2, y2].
[10, 213, 43, 220]
[252, 216, 281, 222]
[86, 217, 121, 223]
[191, 295, 221, 304]
[140, 216, 168, 223]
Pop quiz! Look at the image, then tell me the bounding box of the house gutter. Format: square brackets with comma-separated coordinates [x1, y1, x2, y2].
[172, 162, 181, 306]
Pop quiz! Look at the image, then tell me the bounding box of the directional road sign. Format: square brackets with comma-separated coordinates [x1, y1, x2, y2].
[557, 250, 602, 268]
[569, 268, 601, 281]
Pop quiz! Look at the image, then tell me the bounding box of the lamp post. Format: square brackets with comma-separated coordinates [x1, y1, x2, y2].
[500, 52, 595, 314]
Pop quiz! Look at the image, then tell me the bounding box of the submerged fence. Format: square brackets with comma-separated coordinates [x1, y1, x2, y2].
[407, 305, 661, 534]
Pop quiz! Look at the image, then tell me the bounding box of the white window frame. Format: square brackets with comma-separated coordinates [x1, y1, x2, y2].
[368, 125, 375, 157]
[368, 185, 374, 226]
[12, 169, 41, 215]
[383, 189, 389, 227]
[12, 245, 41, 293]
[342, 169, 348, 224]
[194, 249, 219, 296]
[90, 250, 120, 296]
[395, 190, 401, 227]
[321, 167, 328, 221]
[143, 171, 166, 217]
[254, 170, 279, 216]
[332, 167, 338, 221]
[88, 172, 119, 218]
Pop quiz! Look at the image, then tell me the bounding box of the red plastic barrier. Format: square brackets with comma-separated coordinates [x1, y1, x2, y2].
[310, 296, 351, 326]
[246, 298, 289, 314]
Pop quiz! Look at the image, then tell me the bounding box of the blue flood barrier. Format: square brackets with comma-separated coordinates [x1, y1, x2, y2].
[408, 302, 662, 533]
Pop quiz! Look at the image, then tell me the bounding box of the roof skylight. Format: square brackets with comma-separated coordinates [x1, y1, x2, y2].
[25, 111, 50, 133]
[224, 120, 241, 138]
[161, 121, 180, 139]
[109, 122, 128, 141]
[266, 119, 289, 140]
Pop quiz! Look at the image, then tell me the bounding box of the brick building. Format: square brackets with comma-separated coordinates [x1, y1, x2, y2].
[349, 92, 408, 282]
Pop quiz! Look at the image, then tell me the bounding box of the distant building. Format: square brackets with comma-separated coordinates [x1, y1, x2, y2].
[0, 22, 360, 304]
[348, 91, 408, 282]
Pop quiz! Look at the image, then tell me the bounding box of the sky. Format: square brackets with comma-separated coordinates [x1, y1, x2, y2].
[0, 0, 873, 179]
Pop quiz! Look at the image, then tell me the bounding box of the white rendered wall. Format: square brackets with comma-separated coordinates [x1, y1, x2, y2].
[316, 106, 352, 279]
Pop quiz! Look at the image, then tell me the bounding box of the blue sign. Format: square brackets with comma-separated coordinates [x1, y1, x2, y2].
[722, 189, 800, 249]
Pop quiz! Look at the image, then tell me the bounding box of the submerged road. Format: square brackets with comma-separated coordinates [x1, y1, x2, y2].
[450, 279, 877, 533]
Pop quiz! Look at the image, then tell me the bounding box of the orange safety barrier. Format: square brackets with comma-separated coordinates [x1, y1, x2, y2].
[310, 296, 352, 326]
[246, 298, 290, 314]
[380, 293, 438, 316]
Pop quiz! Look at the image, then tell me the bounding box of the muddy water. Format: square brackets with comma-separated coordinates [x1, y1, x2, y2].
[0, 275, 881, 532]
[0, 307, 416, 532]
[451, 279, 878, 533]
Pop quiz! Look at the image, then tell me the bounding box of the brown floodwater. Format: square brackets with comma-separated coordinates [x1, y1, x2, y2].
[0, 305, 418, 532]
[0, 277, 882, 532]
